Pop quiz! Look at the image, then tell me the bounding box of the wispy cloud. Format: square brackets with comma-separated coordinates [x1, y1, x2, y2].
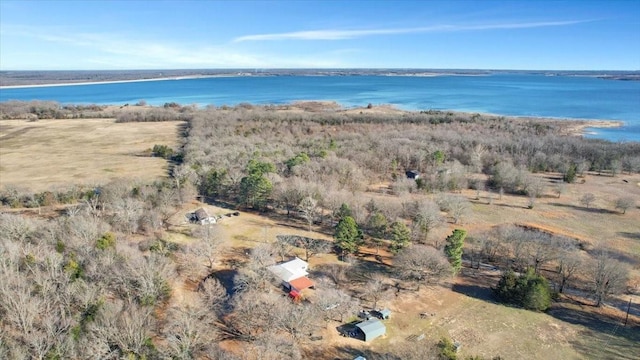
[0, 25, 345, 69]
[233, 20, 590, 42]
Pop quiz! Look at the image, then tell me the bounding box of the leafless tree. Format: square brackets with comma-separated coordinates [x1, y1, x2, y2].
[190, 224, 225, 271]
[272, 299, 322, 341]
[272, 237, 294, 262]
[280, 235, 331, 262]
[163, 301, 218, 359]
[298, 196, 318, 232]
[314, 263, 350, 287]
[93, 301, 156, 358]
[200, 276, 229, 316]
[314, 287, 360, 322]
[555, 239, 583, 293]
[110, 197, 144, 234]
[410, 199, 444, 247]
[234, 244, 276, 293]
[524, 175, 545, 198]
[552, 183, 566, 198]
[437, 194, 471, 224]
[580, 193, 596, 209]
[614, 197, 636, 214]
[0, 213, 36, 243]
[394, 245, 452, 291]
[590, 250, 629, 307]
[273, 177, 307, 217]
[362, 274, 391, 309]
[240, 332, 302, 360]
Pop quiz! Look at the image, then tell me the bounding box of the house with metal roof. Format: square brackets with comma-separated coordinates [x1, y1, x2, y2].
[355, 318, 386, 342]
[268, 257, 314, 298]
[267, 257, 309, 282]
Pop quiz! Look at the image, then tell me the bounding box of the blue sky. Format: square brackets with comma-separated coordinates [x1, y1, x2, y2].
[1, 0, 638, 70]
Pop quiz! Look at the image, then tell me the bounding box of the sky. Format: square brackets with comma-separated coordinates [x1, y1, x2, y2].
[0, 0, 638, 71]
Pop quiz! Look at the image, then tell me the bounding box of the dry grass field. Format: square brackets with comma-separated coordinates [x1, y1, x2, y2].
[0, 118, 182, 191]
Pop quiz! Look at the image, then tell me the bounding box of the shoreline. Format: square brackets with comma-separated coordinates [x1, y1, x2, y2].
[0, 72, 488, 89]
[0, 74, 234, 90]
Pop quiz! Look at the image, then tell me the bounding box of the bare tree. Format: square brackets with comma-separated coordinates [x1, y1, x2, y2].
[110, 197, 144, 234]
[552, 183, 566, 198]
[0, 213, 36, 243]
[273, 178, 307, 217]
[93, 301, 156, 358]
[233, 244, 276, 293]
[240, 332, 302, 360]
[394, 245, 452, 291]
[362, 274, 391, 309]
[555, 239, 582, 293]
[590, 250, 629, 307]
[314, 287, 359, 322]
[280, 235, 331, 262]
[272, 236, 294, 262]
[189, 224, 225, 272]
[411, 200, 443, 246]
[199, 276, 229, 317]
[614, 197, 636, 214]
[580, 193, 596, 209]
[437, 194, 471, 224]
[298, 196, 319, 231]
[272, 299, 322, 341]
[163, 301, 218, 359]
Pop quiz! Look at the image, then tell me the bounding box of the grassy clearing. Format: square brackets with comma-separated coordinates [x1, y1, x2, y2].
[0, 118, 182, 192]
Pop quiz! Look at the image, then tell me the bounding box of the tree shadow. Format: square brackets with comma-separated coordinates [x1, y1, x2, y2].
[617, 232, 640, 241]
[451, 283, 497, 302]
[548, 202, 618, 214]
[585, 247, 640, 266]
[493, 202, 529, 209]
[547, 301, 640, 358]
[351, 257, 395, 280]
[207, 269, 239, 297]
[449, 268, 504, 304]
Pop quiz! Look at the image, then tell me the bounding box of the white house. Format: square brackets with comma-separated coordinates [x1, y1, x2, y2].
[268, 257, 309, 282]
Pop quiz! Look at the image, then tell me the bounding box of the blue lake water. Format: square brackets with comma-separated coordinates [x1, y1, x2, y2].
[1, 74, 639, 142]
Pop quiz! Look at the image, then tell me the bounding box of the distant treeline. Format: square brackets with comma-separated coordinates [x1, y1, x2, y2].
[0, 100, 195, 121]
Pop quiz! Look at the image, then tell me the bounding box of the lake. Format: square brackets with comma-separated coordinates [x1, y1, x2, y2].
[1, 74, 639, 142]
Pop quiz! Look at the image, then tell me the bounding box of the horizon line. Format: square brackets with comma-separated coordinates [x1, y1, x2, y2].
[2, 67, 639, 72]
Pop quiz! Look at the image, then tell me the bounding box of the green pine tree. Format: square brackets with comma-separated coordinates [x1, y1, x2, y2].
[390, 221, 411, 253]
[444, 229, 466, 274]
[334, 216, 362, 260]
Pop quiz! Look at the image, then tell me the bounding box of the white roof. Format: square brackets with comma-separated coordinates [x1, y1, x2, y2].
[268, 257, 309, 282]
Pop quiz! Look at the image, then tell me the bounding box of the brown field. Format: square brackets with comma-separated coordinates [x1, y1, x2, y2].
[0, 118, 182, 191]
[1, 116, 639, 359]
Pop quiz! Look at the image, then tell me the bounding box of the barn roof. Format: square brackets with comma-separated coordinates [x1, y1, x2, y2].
[355, 319, 386, 342]
[288, 276, 314, 291]
[194, 208, 210, 220]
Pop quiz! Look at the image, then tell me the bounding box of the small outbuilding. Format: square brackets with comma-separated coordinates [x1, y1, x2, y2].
[374, 308, 391, 320]
[355, 319, 386, 342]
[405, 170, 420, 179]
[191, 208, 217, 225]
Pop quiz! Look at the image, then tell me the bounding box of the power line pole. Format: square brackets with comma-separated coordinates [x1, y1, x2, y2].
[624, 298, 632, 327]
